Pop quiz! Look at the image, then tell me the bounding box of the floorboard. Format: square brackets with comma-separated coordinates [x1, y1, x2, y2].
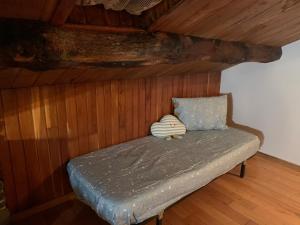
[12, 153, 300, 225]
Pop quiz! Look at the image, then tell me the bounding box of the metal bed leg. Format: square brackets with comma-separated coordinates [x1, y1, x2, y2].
[240, 161, 246, 178]
[156, 211, 164, 225]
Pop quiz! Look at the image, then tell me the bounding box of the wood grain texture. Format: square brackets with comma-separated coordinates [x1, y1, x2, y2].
[0, 19, 281, 71]
[2, 1, 300, 47]
[12, 153, 300, 225]
[0, 72, 220, 212]
[0, 61, 228, 89]
[150, 0, 300, 47]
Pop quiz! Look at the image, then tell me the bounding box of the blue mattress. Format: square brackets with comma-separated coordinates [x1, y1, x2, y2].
[67, 128, 259, 225]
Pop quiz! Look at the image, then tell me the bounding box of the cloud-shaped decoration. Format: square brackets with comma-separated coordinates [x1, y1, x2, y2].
[151, 115, 186, 138]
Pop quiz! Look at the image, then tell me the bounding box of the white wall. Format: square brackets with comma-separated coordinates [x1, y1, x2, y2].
[221, 40, 300, 166]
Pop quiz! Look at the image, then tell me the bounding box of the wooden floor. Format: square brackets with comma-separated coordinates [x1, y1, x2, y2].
[13, 153, 300, 225]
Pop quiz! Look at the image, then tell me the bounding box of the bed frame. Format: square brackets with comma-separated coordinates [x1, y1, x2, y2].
[68, 127, 259, 225]
[149, 161, 246, 225]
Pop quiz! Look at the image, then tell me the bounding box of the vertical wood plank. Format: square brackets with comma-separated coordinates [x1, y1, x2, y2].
[156, 77, 163, 120]
[118, 80, 126, 143]
[125, 80, 133, 141]
[207, 72, 221, 96]
[103, 81, 113, 146]
[96, 82, 106, 147]
[172, 75, 180, 98]
[182, 74, 189, 97]
[1, 89, 30, 210]
[200, 73, 209, 97]
[1, 72, 221, 211]
[64, 85, 79, 158]
[31, 87, 55, 202]
[161, 76, 172, 115]
[145, 78, 151, 134]
[55, 85, 71, 194]
[0, 94, 17, 211]
[75, 84, 89, 155]
[41, 86, 64, 197]
[132, 79, 139, 139]
[110, 80, 119, 144]
[150, 77, 158, 123]
[138, 78, 146, 137]
[86, 83, 99, 150]
[16, 88, 44, 205]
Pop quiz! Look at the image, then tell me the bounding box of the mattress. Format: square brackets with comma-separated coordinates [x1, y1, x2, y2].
[67, 128, 260, 225]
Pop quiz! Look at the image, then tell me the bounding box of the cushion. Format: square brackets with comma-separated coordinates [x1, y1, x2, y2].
[151, 115, 186, 138]
[172, 95, 228, 130]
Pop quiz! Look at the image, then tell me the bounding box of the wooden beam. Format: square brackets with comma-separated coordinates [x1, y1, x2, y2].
[51, 0, 77, 25]
[63, 23, 145, 33]
[0, 19, 282, 71]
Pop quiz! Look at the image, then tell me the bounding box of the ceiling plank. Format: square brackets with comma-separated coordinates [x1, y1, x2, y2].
[143, 0, 184, 30]
[51, 0, 77, 25]
[149, 0, 300, 46]
[0, 19, 282, 71]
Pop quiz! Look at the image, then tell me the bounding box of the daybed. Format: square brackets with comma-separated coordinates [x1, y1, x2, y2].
[67, 127, 260, 225]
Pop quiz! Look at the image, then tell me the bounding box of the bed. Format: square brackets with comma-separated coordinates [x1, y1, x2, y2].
[67, 127, 260, 225]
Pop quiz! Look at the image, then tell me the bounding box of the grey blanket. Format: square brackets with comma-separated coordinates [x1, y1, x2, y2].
[67, 128, 259, 225]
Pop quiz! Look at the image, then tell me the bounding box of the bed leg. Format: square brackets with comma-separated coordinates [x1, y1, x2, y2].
[240, 161, 246, 178]
[156, 211, 164, 225]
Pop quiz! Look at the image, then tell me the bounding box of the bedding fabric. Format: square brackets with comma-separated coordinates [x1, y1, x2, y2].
[67, 128, 259, 225]
[172, 96, 228, 130]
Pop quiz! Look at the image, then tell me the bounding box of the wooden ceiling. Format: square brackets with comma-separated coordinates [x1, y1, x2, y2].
[2, 0, 300, 47]
[1, 0, 300, 89]
[150, 0, 300, 47]
[66, 0, 300, 47]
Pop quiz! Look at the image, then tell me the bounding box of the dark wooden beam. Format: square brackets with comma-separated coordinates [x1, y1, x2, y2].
[63, 23, 145, 33]
[51, 0, 77, 25]
[0, 19, 282, 71]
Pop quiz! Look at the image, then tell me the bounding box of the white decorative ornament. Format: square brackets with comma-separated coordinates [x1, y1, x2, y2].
[151, 114, 186, 139]
[76, 0, 163, 15]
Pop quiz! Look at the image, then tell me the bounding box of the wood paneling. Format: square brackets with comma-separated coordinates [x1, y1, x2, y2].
[11, 153, 300, 225]
[0, 62, 228, 89]
[150, 0, 300, 47]
[0, 72, 221, 212]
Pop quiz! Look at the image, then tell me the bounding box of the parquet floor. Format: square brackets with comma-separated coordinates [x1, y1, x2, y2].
[13, 153, 300, 225]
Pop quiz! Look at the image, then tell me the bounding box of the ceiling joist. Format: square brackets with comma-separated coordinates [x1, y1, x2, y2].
[0, 19, 282, 71]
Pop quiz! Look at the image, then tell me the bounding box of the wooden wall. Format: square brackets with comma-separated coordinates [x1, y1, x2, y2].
[0, 72, 221, 212]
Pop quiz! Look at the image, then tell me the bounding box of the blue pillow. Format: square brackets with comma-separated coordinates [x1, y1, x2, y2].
[172, 96, 228, 131]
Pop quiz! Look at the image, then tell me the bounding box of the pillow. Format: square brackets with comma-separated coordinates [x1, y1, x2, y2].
[172, 95, 228, 130]
[151, 115, 186, 138]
